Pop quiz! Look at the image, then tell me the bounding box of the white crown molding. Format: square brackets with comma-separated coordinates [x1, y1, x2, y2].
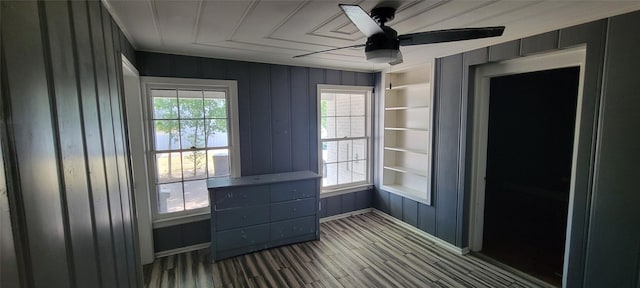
[101, 0, 138, 49]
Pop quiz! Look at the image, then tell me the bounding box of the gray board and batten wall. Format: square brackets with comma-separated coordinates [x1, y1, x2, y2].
[372, 10, 640, 288]
[1, 0, 140, 288]
[136, 51, 375, 253]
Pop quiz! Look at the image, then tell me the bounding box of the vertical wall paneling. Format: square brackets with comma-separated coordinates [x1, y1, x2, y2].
[583, 11, 640, 287]
[308, 68, 325, 173]
[325, 69, 341, 85]
[249, 63, 273, 175]
[73, 0, 118, 285]
[402, 198, 418, 227]
[1, 13, 23, 286]
[521, 31, 559, 56]
[417, 203, 436, 234]
[389, 193, 403, 220]
[488, 39, 521, 62]
[270, 65, 292, 172]
[111, 18, 139, 288]
[340, 193, 356, 213]
[557, 20, 606, 287]
[2, 1, 71, 286]
[434, 54, 463, 245]
[137, 52, 375, 251]
[201, 57, 226, 79]
[225, 60, 252, 174]
[290, 67, 310, 171]
[99, 6, 129, 287]
[43, 1, 99, 286]
[1, 0, 138, 286]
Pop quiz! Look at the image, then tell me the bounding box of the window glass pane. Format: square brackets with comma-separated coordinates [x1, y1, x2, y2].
[153, 120, 180, 151]
[352, 139, 367, 161]
[207, 149, 230, 177]
[351, 116, 365, 137]
[182, 151, 207, 180]
[204, 94, 226, 118]
[152, 90, 178, 119]
[323, 163, 337, 186]
[155, 152, 182, 183]
[322, 117, 336, 139]
[336, 93, 350, 116]
[321, 93, 335, 117]
[157, 183, 183, 213]
[205, 119, 228, 147]
[337, 162, 352, 184]
[178, 90, 204, 119]
[351, 93, 365, 116]
[352, 160, 367, 183]
[338, 140, 350, 162]
[184, 180, 208, 210]
[323, 141, 337, 163]
[180, 120, 206, 149]
[336, 117, 350, 138]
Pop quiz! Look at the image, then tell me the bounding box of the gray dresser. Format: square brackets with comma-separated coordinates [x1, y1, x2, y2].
[207, 171, 321, 261]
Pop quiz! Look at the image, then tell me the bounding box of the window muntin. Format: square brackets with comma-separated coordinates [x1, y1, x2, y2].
[148, 85, 233, 215]
[320, 87, 371, 191]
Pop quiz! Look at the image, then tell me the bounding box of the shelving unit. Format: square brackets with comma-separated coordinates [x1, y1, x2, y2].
[380, 64, 432, 204]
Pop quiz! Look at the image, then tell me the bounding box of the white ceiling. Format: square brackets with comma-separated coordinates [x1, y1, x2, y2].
[105, 0, 640, 72]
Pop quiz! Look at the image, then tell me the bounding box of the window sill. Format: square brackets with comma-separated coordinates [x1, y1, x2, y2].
[320, 184, 373, 198]
[153, 211, 211, 229]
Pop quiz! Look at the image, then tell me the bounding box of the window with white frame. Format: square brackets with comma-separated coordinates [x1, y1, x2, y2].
[319, 85, 372, 192]
[142, 77, 240, 218]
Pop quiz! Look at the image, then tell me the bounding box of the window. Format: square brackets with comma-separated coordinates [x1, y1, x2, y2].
[318, 85, 372, 192]
[141, 77, 240, 219]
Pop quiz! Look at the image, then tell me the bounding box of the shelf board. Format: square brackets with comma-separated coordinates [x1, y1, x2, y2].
[384, 127, 428, 132]
[384, 147, 428, 155]
[385, 106, 428, 111]
[382, 184, 426, 200]
[384, 166, 427, 177]
[385, 83, 429, 90]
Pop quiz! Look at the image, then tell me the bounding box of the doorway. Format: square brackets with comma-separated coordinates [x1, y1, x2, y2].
[469, 48, 585, 287]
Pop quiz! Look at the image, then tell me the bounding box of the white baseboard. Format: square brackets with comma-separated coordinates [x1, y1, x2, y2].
[320, 208, 373, 223]
[371, 209, 470, 255]
[154, 242, 210, 258]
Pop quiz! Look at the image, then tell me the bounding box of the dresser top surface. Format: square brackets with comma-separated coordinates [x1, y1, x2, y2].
[207, 170, 320, 189]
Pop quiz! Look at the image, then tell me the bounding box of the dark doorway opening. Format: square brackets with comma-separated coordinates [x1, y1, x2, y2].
[480, 66, 580, 286]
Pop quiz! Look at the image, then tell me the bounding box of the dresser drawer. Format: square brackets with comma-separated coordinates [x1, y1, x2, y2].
[270, 216, 316, 242]
[216, 205, 269, 231]
[270, 198, 316, 222]
[270, 180, 316, 202]
[214, 185, 269, 210]
[216, 224, 269, 251]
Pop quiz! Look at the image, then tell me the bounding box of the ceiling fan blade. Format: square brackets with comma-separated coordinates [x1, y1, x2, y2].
[339, 4, 384, 37]
[293, 44, 366, 58]
[398, 26, 505, 46]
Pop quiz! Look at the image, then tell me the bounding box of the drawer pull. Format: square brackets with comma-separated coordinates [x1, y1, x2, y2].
[292, 208, 297, 212]
[242, 215, 247, 220]
[227, 192, 233, 198]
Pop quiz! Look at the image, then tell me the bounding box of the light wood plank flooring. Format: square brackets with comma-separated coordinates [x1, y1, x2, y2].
[143, 212, 545, 287]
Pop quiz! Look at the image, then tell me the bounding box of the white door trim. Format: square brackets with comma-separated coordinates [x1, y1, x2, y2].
[122, 55, 155, 265]
[468, 47, 587, 283]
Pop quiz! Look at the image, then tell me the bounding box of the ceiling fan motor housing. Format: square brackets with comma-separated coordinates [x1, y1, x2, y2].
[365, 26, 400, 63]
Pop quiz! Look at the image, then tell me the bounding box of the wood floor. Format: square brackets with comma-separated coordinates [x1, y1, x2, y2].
[143, 212, 545, 287]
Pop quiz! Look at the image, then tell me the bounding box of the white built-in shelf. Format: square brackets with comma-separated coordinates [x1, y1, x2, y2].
[385, 83, 429, 90]
[384, 166, 427, 177]
[383, 146, 428, 156]
[384, 127, 428, 132]
[385, 106, 428, 111]
[381, 64, 432, 205]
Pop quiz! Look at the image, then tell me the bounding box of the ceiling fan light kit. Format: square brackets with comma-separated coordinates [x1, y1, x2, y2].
[294, 3, 506, 65]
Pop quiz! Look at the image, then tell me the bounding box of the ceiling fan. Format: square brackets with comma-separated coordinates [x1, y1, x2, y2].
[294, 4, 505, 65]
